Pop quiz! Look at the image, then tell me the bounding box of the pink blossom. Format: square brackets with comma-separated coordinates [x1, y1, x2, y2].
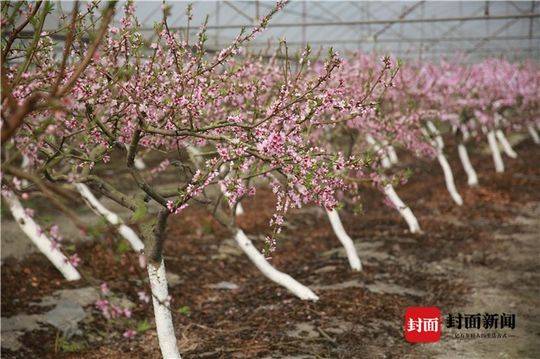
[95, 299, 110, 319]
[123, 329, 136, 339]
[124, 307, 132, 318]
[68, 254, 81, 267]
[100, 282, 110, 295]
[137, 291, 150, 304]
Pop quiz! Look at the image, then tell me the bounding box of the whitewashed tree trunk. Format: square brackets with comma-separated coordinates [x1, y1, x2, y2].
[386, 145, 399, 164]
[234, 229, 319, 301]
[457, 143, 479, 186]
[382, 184, 421, 233]
[75, 183, 145, 252]
[366, 135, 421, 232]
[188, 145, 316, 300]
[426, 121, 444, 149]
[487, 130, 505, 173]
[495, 130, 517, 159]
[134, 157, 146, 170]
[458, 126, 479, 186]
[325, 209, 362, 271]
[461, 126, 471, 140]
[147, 259, 181, 359]
[436, 153, 464, 206]
[21, 156, 30, 187]
[123, 144, 146, 170]
[222, 182, 243, 216]
[381, 139, 398, 164]
[528, 125, 540, 144]
[366, 135, 391, 169]
[2, 192, 81, 281]
[235, 202, 244, 216]
[188, 144, 244, 216]
[426, 121, 463, 205]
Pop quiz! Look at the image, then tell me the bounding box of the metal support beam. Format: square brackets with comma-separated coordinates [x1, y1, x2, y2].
[257, 2, 334, 22]
[302, 1, 306, 46]
[423, 5, 485, 52]
[224, 1, 253, 23]
[214, 35, 539, 47]
[394, 46, 538, 55]
[372, 1, 424, 40]
[466, 16, 522, 53]
[156, 13, 540, 31]
[529, 1, 536, 37]
[349, 1, 413, 42]
[255, 0, 260, 21]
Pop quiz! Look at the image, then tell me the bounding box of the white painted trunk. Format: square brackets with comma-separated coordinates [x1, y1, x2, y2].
[461, 126, 471, 141]
[2, 192, 81, 281]
[124, 144, 146, 170]
[21, 156, 30, 187]
[528, 125, 540, 144]
[426, 122, 444, 149]
[436, 153, 464, 206]
[235, 202, 245, 216]
[381, 153, 391, 169]
[457, 143, 479, 186]
[382, 184, 421, 233]
[495, 130, 517, 159]
[134, 157, 146, 170]
[387, 145, 399, 164]
[487, 130, 505, 173]
[366, 135, 391, 169]
[428, 129, 463, 206]
[234, 229, 319, 301]
[325, 209, 362, 271]
[148, 259, 181, 359]
[75, 183, 145, 252]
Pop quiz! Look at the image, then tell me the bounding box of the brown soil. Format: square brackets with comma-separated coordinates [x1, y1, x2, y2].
[1, 137, 539, 358]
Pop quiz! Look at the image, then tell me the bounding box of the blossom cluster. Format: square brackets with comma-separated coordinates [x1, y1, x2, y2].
[391, 57, 539, 139]
[2, 2, 538, 255]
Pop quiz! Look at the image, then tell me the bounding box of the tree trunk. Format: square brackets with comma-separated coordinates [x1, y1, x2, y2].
[527, 125, 540, 144]
[495, 130, 517, 159]
[382, 184, 421, 233]
[487, 130, 505, 173]
[386, 144, 399, 164]
[2, 192, 81, 281]
[427, 121, 463, 205]
[234, 229, 319, 301]
[326, 209, 362, 271]
[143, 210, 180, 358]
[148, 259, 181, 359]
[457, 143, 479, 186]
[436, 152, 464, 206]
[235, 202, 245, 216]
[75, 183, 144, 252]
[366, 135, 391, 169]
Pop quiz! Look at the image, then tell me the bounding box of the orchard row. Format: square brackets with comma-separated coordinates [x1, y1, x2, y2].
[1, 2, 538, 358]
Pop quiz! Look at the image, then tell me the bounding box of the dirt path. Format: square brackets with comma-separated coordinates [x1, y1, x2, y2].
[414, 201, 540, 358]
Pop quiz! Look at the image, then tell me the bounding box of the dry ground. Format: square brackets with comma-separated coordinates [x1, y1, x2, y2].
[1, 137, 539, 358]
